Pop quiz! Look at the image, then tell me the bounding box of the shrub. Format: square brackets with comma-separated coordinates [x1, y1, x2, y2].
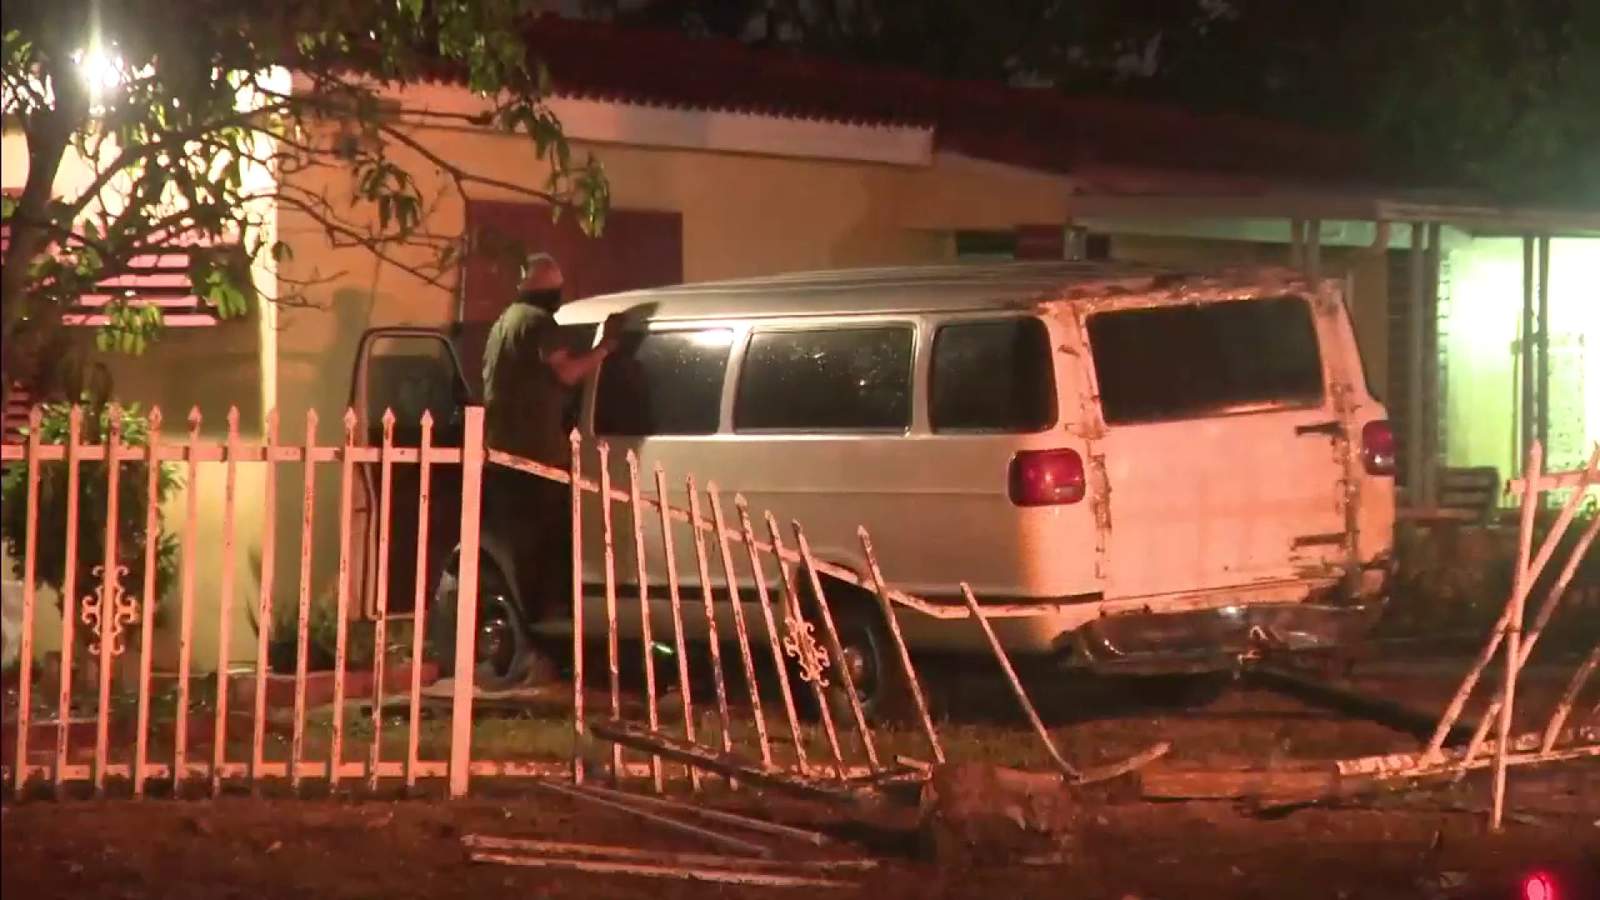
[0, 400, 182, 627]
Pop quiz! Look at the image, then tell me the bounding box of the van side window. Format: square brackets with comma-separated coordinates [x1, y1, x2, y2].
[931, 318, 1056, 432]
[1088, 296, 1324, 425]
[735, 326, 913, 431]
[595, 329, 733, 435]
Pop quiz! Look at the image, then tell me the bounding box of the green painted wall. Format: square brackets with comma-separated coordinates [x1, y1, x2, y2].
[1442, 237, 1600, 479]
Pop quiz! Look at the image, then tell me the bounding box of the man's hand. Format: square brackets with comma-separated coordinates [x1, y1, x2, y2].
[547, 316, 628, 387]
[601, 312, 628, 344]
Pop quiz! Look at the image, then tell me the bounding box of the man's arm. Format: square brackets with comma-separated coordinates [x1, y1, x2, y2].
[546, 340, 617, 387]
[544, 313, 628, 387]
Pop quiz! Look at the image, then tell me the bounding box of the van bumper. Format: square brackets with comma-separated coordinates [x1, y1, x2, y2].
[1058, 600, 1385, 675]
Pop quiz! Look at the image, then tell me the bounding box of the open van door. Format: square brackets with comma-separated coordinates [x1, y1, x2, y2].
[348, 328, 473, 622]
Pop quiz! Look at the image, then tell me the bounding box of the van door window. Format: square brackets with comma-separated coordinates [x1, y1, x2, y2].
[358, 334, 468, 442]
[735, 326, 913, 431]
[931, 318, 1056, 432]
[1087, 296, 1324, 425]
[595, 329, 733, 435]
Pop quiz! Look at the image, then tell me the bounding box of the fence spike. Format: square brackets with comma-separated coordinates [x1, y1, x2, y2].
[687, 477, 734, 770]
[1429, 443, 1595, 760]
[404, 410, 434, 793]
[210, 405, 241, 796]
[1493, 441, 1545, 831]
[767, 512, 844, 780]
[91, 407, 124, 797]
[369, 407, 397, 791]
[133, 409, 163, 797]
[251, 409, 280, 789]
[625, 450, 664, 792]
[54, 405, 84, 797]
[291, 409, 319, 792]
[569, 428, 586, 785]
[598, 443, 623, 783]
[793, 521, 879, 771]
[12, 408, 43, 795]
[328, 407, 359, 789]
[960, 583, 1078, 780]
[736, 496, 808, 775]
[707, 485, 771, 769]
[446, 407, 486, 799]
[655, 463, 699, 791]
[858, 526, 944, 764]
[1542, 642, 1600, 754]
[170, 407, 204, 793]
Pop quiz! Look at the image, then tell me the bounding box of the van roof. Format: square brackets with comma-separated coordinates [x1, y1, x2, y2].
[555, 261, 1317, 324]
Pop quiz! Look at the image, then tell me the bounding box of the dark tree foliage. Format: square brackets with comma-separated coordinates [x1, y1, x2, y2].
[590, 0, 1600, 205]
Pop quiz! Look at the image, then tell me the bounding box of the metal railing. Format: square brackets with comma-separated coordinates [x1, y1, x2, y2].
[3, 401, 1109, 800]
[1, 404, 483, 798]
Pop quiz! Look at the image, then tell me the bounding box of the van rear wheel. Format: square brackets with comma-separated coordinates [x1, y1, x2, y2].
[824, 602, 915, 726]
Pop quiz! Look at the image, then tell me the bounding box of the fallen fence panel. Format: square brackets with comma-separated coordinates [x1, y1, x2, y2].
[530, 778, 772, 857]
[462, 835, 869, 870]
[465, 850, 853, 889]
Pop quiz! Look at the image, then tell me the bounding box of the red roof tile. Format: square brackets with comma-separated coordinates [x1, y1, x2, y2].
[508, 15, 1365, 182]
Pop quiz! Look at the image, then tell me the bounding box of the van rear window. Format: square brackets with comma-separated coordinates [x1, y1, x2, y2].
[931, 318, 1056, 432]
[595, 329, 732, 435]
[735, 326, 913, 431]
[1087, 297, 1324, 425]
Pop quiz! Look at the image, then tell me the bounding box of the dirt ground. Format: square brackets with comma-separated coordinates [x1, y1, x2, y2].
[4, 774, 1597, 900]
[4, 658, 1598, 899]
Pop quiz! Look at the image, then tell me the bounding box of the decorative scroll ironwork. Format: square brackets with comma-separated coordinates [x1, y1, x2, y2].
[81, 565, 140, 658]
[782, 615, 830, 688]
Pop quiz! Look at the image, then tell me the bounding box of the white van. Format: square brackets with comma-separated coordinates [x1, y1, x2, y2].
[353, 262, 1395, 704]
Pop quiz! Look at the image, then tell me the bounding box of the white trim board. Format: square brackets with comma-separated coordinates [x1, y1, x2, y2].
[546, 95, 933, 167]
[378, 79, 933, 167]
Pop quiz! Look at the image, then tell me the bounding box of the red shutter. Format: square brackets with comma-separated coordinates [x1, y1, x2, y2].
[3, 382, 33, 443]
[0, 217, 223, 328]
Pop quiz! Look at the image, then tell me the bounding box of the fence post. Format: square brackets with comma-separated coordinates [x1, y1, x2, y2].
[54, 405, 83, 797]
[448, 407, 486, 799]
[12, 408, 42, 796]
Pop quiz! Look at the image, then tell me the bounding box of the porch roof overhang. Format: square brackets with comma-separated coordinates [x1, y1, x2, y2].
[1066, 189, 1600, 240]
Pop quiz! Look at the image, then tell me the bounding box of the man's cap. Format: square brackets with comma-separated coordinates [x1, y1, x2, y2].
[519, 253, 564, 294]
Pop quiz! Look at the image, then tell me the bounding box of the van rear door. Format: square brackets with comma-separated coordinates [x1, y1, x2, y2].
[1085, 295, 1349, 599]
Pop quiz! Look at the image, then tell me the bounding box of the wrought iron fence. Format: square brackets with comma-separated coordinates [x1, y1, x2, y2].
[1, 401, 1087, 801]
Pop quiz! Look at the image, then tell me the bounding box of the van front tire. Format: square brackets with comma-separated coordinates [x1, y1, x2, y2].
[427, 556, 533, 692]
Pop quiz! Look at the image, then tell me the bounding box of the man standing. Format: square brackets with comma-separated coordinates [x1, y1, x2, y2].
[479, 253, 621, 684]
[484, 253, 619, 465]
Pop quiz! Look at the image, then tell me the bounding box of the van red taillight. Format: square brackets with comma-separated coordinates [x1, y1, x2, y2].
[1361, 420, 1397, 476]
[1009, 449, 1086, 506]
